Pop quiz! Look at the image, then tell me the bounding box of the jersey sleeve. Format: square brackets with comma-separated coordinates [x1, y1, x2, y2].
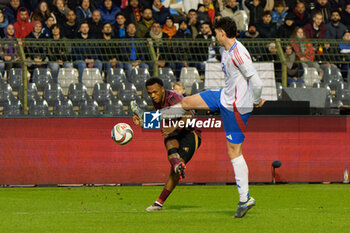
[230, 47, 256, 79]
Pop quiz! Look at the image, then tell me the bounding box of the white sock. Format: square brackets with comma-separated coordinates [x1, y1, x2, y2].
[231, 155, 249, 203]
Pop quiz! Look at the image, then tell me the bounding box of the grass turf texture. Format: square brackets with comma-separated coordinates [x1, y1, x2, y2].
[0, 184, 349, 233]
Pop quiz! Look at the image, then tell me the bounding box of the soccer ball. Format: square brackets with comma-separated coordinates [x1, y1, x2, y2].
[111, 123, 134, 145]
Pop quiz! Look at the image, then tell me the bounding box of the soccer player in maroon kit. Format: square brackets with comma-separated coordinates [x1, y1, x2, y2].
[132, 77, 201, 211]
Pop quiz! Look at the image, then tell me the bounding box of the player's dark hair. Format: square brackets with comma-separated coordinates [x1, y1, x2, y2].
[331, 9, 340, 15]
[214, 17, 236, 38]
[146, 77, 164, 87]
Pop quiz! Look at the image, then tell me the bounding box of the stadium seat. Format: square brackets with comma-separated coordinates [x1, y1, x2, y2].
[67, 83, 90, 106]
[162, 77, 173, 90]
[57, 68, 79, 95]
[43, 83, 66, 107]
[81, 68, 103, 95]
[191, 81, 204, 95]
[180, 67, 201, 93]
[159, 67, 175, 82]
[7, 68, 23, 91]
[313, 82, 321, 88]
[296, 82, 306, 88]
[79, 100, 100, 116]
[289, 82, 297, 88]
[141, 87, 153, 106]
[53, 100, 76, 116]
[106, 68, 127, 91]
[0, 82, 17, 107]
[18, 83, 41, 107]
[3, 98, 22, 116]
[29, 99, 50, 116]
[32, 68, 53, 92]
[130, 68, 150, 90]
[322, 65, 343, 84]
[92, 83, 115, 106]
[302, 67, 319, 87]
[136, 98, 149, 111]
[276, 82, 283, 100]
[118, 83, 139, 106]
[104, 100, 126, 116]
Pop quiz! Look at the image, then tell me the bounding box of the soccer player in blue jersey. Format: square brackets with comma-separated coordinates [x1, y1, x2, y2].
[132, 17, 265, 217]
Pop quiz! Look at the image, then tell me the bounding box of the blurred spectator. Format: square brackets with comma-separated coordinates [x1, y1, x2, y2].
[271, 0, 287, 29]
[313, 0, 332, 24]
[13, 7, 31, 38]
[101, 22, 123, 71]
[285, 44, 304, 86]
[291, 1, 310, 27]
[26, 21, 45, 39]
[23, 0, 40, 12]
[2, 24, 21, 70]
[0, 10, 9, 38]
[173, 81, 186, 96]
[195, 22, 214, 73]
[61, 10, 79, 39]
[47, 24, 73, 81]
[88, 10, 103, 38]
[114, 12, 127, 38]
[98, 0, 121, 25]
[340, 3, 350, 30]
[73, 22, 103, 79]
[152, 0, 171, 25]
[186, 9, 200, 39]
[122, 0, 142, 25]
[325, 10, 347, 39]
[242, 24, 260, 38]
[31, 1, 55, 24]
[202, 0, 215, 25]
[147, 22, 175, 72]
[277, 12, 295, 38]
[42, 15, 55, 38]
[75, 0, 92, 26]
[221, 0, 246, 32]
[136, 8, 155, 38]
[245, 0, 264, 27]
[291, 27, 319, 70]
[52, 0, 70, 25]
[197, 4, 210, 24]
[174, 19, 191, 38]
[257, 10, 277, 38]
[304, 11, 326, 39]
[123, 23, 149, 77]
[162, 16, 176, 38]
[26, 21, 47, 69]
[339, 31, 350, 80]
[3, 0, 23, 24]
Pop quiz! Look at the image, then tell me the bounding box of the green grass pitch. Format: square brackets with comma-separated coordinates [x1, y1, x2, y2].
[0, 184, 349, 233]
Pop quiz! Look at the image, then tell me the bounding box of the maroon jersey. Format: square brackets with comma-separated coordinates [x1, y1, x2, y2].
[153, 90, 201, 138]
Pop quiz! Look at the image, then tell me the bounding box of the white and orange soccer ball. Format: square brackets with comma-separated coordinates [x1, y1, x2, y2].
[111, 123, 134, 145]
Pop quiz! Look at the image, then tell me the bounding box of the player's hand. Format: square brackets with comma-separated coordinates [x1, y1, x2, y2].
[254, 98, 266, 108]
[161, 126, 176, 137]
[132, 115, 140, 126]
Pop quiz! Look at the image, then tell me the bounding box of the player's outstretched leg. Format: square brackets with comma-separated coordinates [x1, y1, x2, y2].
[146, 171, 181, 212]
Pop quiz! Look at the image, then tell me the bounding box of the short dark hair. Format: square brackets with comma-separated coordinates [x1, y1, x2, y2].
[262, 10, 272, 17]
[214, 17, 236, 38]
[188, 9, 197, 14]
[146, 77, 164, 87]
[331, 9, 340, 15]
[115, 12, 125, 19]
[19, 8, 27, 13]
